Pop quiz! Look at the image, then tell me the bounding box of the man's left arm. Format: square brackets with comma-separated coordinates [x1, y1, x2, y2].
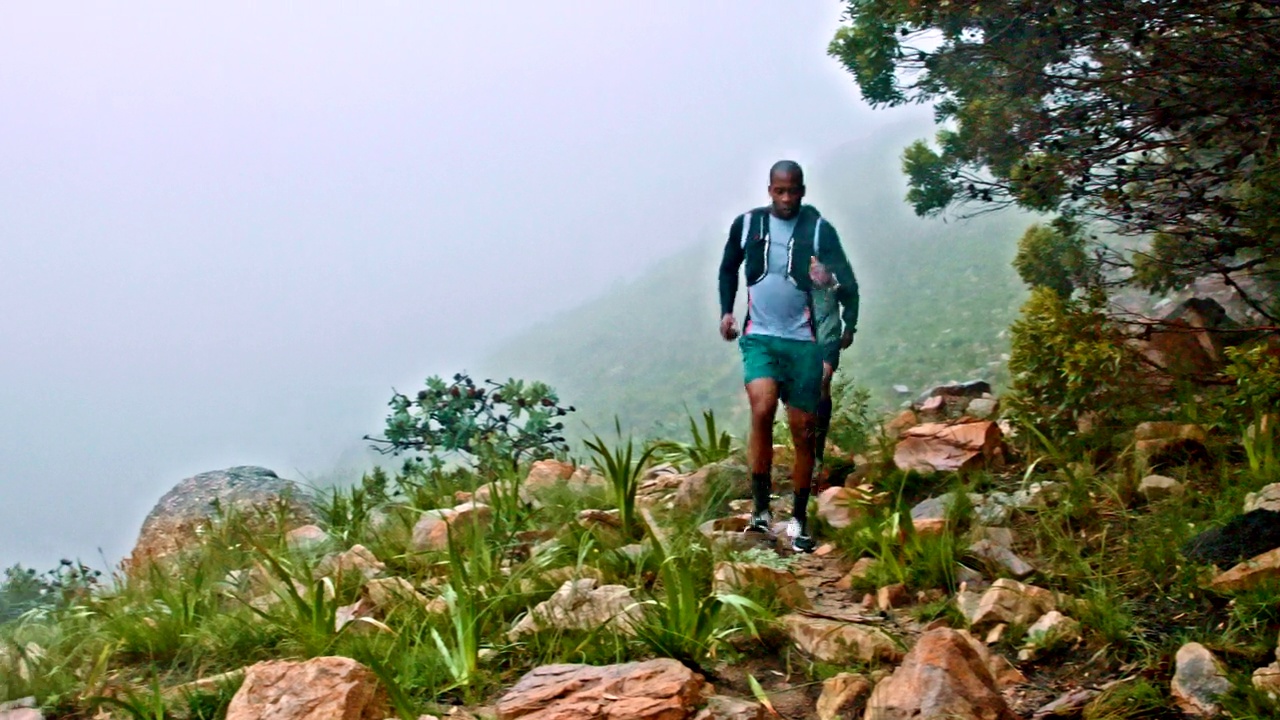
[817, 222, 860, 345]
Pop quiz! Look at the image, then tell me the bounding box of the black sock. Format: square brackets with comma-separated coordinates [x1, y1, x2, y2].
[793, 486, 811, 528]
[751, 472, 772, 515]
[815, 397, 833, 466]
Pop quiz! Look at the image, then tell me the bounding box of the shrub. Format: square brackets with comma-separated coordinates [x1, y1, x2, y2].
[368, 373, 575, 474]
[1005, 287, 1149, 442]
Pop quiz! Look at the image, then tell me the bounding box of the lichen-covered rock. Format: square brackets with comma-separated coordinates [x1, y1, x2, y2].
[1171, 642, 1231, 717]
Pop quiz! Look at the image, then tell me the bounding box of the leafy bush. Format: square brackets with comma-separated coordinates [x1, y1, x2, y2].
[368, 373, 574, 474]
[826, 376, 877, 456]
[1005, 287, 1149, 442]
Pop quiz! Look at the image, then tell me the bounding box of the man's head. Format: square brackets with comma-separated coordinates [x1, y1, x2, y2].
[768, 160, 805, 219]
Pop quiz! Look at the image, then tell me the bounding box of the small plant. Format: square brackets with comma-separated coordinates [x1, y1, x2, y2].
[368, 373, 575, 474]
[629, 539, 767, 673]
[584, 420, 661, 539]
[650, 408, 736, 469]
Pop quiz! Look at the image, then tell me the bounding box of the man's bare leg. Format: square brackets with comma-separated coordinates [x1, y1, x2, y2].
[745, 378, 780, 530]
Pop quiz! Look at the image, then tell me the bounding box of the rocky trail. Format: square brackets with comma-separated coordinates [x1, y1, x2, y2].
[5, 382, 1280, 719]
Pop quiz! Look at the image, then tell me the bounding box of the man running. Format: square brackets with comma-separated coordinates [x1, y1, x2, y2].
[717, 160, 859, 552]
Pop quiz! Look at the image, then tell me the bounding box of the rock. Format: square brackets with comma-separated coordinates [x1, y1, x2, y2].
[1138, 475, 1185, 502]
[1017, 611, 1081, 661]
[837, 558, 880, 590]
[920, 380, 993, 402]
[1208, 546, 1280, 592]
[863, 627, 1016, 720]
[128, 466, 314, 571]
[671, 467, 715, 509]
[1183, 509, 1280, 568]
[968, 539, 1035, 579]
[1171, 642, 1231, 717]
[336, 576, 435, 631]
[494, 659, 707, 720]
[0, 697, 42, 720]
[524, 459, 577, 493]
[410, 502, 493, 552]
[1253, 662, 1280, 700]
[816, 672, 871, 720]
[780, 614, 902, 665]
[285, 524, 329, 551]
[698, 516, 774, 553]
[987, 654, 1027, 689]
[877, 584, 911, 611]
[893, 384, 910, 395]
[955, 589, 984, 626]
[1134, 422, 1208, 469]
[883, 410, 919, 441]
[965, 398, 1000, 420]
[970, 526, 1015, 548]
[693, 695, 764, 720]
[816, 486, 871, 529]
[919, 395, 946, 418]
[509, 579, 643, 639]
[578, 509, 626, 544]
[969, 578, 1058, 632]
[225, 656, 388, 720]
[894, 421, 1004, 474]
[712, 562, 811, 609]
[315, 544, 385, 582]
[1030, 688, 1100, 719]
[1244, 483, 1280, 513]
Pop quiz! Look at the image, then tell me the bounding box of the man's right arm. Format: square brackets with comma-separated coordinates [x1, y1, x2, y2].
[718, 213, 746, 318]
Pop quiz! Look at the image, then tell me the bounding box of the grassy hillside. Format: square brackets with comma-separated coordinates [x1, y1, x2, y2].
[485, 125, 1034, 442]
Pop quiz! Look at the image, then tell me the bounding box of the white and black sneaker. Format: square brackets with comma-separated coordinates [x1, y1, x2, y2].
[787, 517, 817, 553]
[746, 508, 773, 534]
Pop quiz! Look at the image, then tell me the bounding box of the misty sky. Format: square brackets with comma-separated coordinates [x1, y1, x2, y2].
[1, 3, 929, 570]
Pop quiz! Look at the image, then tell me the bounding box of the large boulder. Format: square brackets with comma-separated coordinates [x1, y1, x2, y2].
[225, 656, 388, 720]
[495, 659, 707, 720]
[863, 628, 1017, 720]
[894, 421, 1004, 474]
[128, 466, 313, 571]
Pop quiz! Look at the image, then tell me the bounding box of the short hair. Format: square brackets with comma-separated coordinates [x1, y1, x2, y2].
[769, 160, 804, 184]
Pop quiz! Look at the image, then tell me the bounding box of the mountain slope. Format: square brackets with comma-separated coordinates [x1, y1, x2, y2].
[484, 125, 1033, 441]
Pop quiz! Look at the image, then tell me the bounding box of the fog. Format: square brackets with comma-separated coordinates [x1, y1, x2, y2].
[0, 2, 929, 570]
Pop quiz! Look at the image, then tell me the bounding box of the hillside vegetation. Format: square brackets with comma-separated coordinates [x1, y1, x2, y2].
[485, 124, 1033, 442]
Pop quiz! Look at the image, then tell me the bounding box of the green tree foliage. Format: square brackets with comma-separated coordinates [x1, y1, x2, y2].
[366, 373, 574, 474]
[830, 0, 1280, 321]
[1012, 218, 1090, 298]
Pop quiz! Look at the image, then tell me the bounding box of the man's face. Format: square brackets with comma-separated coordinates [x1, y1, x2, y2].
[768, 170, 804, 219]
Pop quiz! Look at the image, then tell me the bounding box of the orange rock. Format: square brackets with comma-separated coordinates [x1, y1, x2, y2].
[495, 659, 706, 720]
[226, 656, 388, 720]
[894, 421, 1003, 474]
[863, 628, 1017, 720]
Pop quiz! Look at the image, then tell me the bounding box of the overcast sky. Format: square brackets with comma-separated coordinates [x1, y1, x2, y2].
[0, 2, 929, 570]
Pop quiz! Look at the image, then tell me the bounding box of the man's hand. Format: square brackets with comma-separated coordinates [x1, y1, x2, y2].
[840, 329, 855, 349]
[809, 256, 836, 289]
[720, 313, 740, 341]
